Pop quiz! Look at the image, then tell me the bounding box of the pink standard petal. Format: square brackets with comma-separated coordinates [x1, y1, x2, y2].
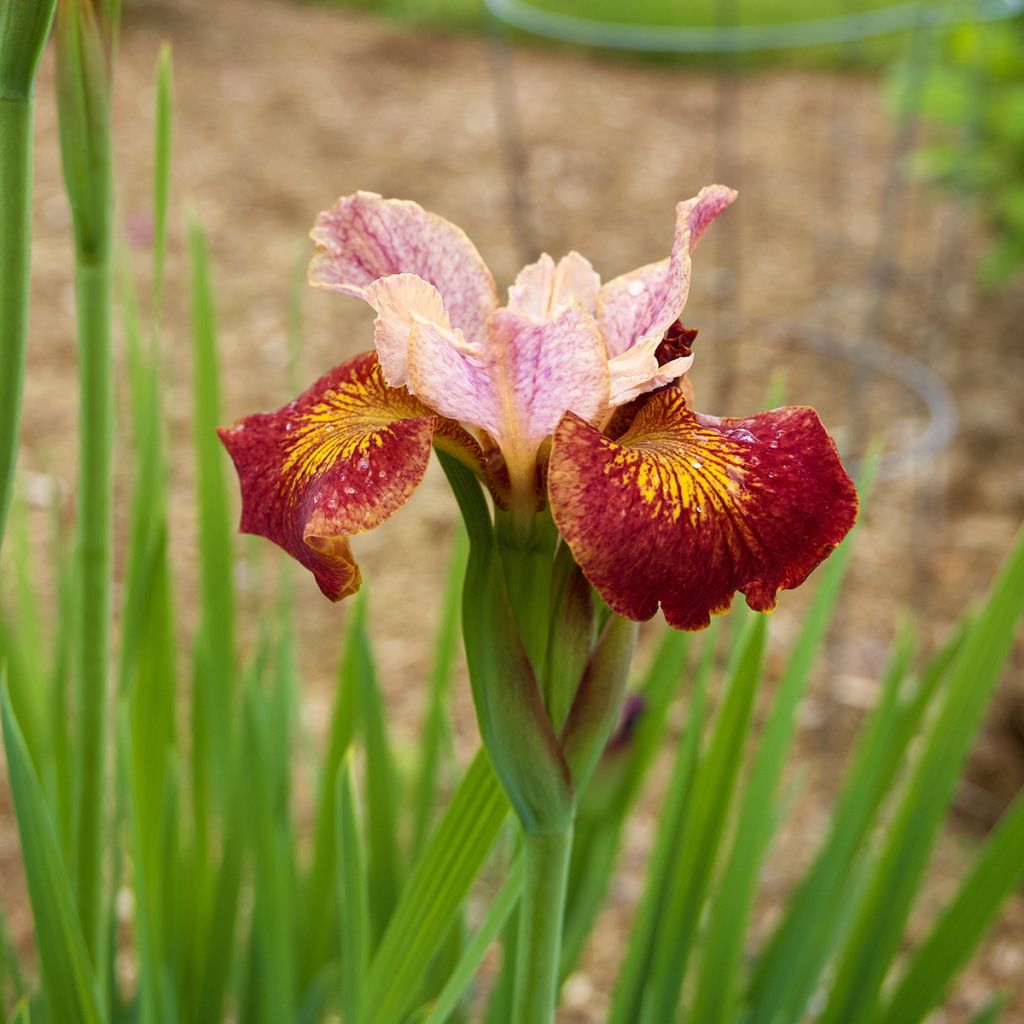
[309, 191, 499, 344]
[406, 299, 608, 490]
[364, 274, 452, 388]
[607, 344, 695, 406]
[406, 319, 501, 440]
[507, 252, 601, 319]
[488, 301, 608, 477]
[598, 185, 737, 359]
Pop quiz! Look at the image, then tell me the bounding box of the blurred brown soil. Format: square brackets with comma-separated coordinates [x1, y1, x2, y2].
[7, 0, 1024, 1018]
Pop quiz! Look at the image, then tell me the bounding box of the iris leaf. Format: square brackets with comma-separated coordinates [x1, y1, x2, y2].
[1, 681, 102, 1024]
[360, 749, 508, 1024]
[819, 523, 1024, 1024]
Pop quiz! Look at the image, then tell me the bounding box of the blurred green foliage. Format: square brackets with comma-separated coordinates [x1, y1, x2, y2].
[895, 16, 1024, 287]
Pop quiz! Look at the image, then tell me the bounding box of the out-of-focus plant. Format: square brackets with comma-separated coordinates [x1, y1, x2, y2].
[0, 0, 56, 550]
[55, 0, 117, 966]
[894, 16, 1024, 287]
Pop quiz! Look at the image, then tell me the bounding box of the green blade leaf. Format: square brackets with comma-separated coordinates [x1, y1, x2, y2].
[152, 43, 172, 312]
[411, 527, 468, 859]
[299, 595, 362, 987]
[189, 216, 236, 812]
[337, 754, 370, 1024]
[242, 680, 297, 1022]
[421, 856, 524, 1024]
[820, 524, 1024, 1024]
[191, 754, 246, 1024]
[608, 624, 717, 1024]
[350, 593, 403, 945]
[642, 614, 767, 1023]
[691, 492, 868, 1023]
[1, 681, 102, 1024]
[361, 749, 509, 1024]
[746, 627, 921, 1024]
[877, 789, 1024, 1024]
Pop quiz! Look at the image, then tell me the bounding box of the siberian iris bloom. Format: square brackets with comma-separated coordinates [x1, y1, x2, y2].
[219, 190, 857, 631]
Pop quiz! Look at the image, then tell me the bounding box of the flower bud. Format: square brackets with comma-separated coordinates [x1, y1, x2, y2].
[1, 0, 56, 100]
[56, 0, 113, 260]
[559, 615, 639, 792]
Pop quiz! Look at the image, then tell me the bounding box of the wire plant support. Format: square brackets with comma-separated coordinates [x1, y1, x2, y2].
[482, 0, 1022, 493]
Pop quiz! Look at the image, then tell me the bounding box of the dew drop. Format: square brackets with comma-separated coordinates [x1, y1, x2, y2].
[691, 459, 703, 470]
[769, 440, 779, 449]
[627, 279, 646, 296]
[358, 457, 370, 471]
[344, 486, 356, 495]
[725, 428, 757, 444]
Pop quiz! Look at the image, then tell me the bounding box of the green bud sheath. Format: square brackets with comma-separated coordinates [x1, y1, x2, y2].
[56, 0, 112, 260]
[439, 452, 573, 835]
[543, 556, 597, 733]
[560, 614, 639, 793]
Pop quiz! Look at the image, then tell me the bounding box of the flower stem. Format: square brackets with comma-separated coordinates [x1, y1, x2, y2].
[513, 824, 574, 1024]
[73, 251, 114, 963]
[0, 93, 34, 551]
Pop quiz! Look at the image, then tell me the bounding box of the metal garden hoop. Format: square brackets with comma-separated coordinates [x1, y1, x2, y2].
[483, 0, 1020, 483]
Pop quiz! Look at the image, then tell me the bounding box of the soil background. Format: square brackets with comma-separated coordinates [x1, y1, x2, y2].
[6, 0, 1024, 1018]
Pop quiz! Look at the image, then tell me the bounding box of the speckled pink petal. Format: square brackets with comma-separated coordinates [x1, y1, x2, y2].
[308, 191, 498, 344]
[598, 185, 737, 359]
[508, 251, 601, 319]
[487, 301, 608, 482]
[406, 319, 501, 439]
[406, 299, 607, 491]
[363, 274, 451, 388]
[608, 345, 695, 406]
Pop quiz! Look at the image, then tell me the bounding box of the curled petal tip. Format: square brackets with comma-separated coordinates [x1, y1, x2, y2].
[598, 184, 734, 364]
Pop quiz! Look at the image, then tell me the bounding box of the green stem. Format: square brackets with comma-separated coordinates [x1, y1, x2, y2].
[0, 94, 34, 551]
[73, 252, 114, 964]
[495, 509, 557, 675]
[512, 825, 574, 1024]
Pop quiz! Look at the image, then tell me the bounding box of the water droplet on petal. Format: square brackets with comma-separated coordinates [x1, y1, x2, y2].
[627, 279, 646, 296]
[725, 428, 757, 444]
[691, 459, 703, 470]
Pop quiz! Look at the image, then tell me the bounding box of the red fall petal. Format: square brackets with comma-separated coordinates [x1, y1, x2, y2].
[219, 351, 482, 601]
[548, 389, 858, 631]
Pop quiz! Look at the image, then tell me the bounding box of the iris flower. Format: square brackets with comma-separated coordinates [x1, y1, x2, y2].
[219, 190, 857, 631]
